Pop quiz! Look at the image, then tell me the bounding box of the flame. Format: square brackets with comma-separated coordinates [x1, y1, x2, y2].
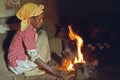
[67, 60, 74, 71]
[61, 58, 74, 71]
[62, 25, 86, 72]
[68, 25, 85, 63]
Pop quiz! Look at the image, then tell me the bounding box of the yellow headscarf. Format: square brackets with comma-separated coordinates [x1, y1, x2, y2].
[16, 3, 44, 31]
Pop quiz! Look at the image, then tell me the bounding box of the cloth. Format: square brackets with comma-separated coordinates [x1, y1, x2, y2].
[9, 59, 37, 74]
[8, 25, 51, 74]
[36, 30, 51, 63]
[16, 3, 44, 31]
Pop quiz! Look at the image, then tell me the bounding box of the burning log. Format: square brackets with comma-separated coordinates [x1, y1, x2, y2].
[74, 63, 90, 80]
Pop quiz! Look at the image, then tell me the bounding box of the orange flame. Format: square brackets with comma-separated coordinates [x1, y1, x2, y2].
[61, 58, 74, 71]
[68, 25, 85, 63]
[62, 25, 86, 71]
[67, 60, 74, 71]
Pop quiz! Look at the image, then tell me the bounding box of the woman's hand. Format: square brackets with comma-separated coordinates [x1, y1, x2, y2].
[35, 58, 66, 78]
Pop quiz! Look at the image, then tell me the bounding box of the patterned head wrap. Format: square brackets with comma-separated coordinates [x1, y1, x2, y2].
[16, 3, 44, 31]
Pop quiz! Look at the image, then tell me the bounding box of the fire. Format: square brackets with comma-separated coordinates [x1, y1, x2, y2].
[67, 60, 74, 71]
[62, 25, 86, 72]
[68, 25, 85, 63]
[61, 58, 74, 71]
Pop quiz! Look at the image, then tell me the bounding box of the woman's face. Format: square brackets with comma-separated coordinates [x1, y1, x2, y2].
[30, 13, 44, 29]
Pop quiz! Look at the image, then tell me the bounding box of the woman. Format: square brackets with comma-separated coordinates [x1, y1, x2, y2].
[7, 3, 60, 77]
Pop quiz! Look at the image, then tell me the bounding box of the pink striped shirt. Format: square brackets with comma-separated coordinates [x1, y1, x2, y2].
[8, 25, 36, 67]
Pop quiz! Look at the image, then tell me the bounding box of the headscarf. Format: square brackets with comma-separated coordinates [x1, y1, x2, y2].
[16, 3, 44, 31]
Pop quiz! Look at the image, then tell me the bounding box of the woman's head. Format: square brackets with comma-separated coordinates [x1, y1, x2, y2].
[16, 3, 44, 31]
[30, 13, 44, 29]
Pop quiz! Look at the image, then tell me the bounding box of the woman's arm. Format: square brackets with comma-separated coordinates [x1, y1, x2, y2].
[34, 58, 62, 78]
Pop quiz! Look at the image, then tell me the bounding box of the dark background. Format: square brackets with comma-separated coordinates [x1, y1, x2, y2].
[56, 0, 120, 46]
[56, 0, 120, 26]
